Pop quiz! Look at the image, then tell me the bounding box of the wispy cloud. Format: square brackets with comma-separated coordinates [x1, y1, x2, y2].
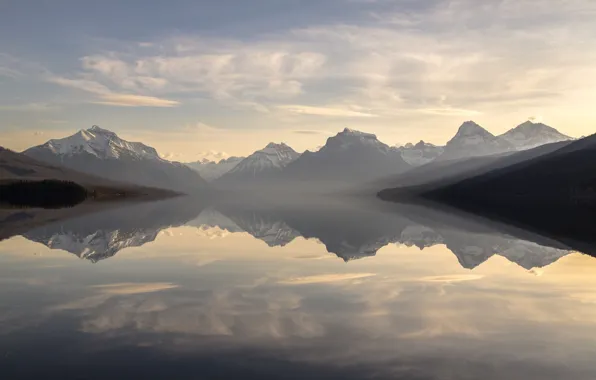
[279, 273, 376, 285]
[279, 105, 377, 118]
[3, 0, 596, 151]
[418, 275, 484, 283]
[0, 102, 56, 111]
[46, 75, 179, 107]
[92, 282, 178, 295]
[419, 107, 482, 117]
[0, 66, 21, 79]
[95, 93, 179, 107]
[292, 130, 334, 135]
[49, 0, 596, 121]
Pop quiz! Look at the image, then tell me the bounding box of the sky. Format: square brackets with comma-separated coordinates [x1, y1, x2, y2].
[1, 0, 596, 161]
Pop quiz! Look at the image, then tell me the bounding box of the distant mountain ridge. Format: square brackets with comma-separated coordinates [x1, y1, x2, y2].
[396, 141, 444, 166]
[187, 156, 244, 181]
[280, 128, 411, 185]
[437, 121, 514, 161]
[0, 146, 174, 199]
[24, 126, 207, 193]
[216, 142, 300, 185]
[396, 120, 572, 166]
[13, 120, 575, 193]
[379, 133, 596, 254]
[499, 121, 572, 150]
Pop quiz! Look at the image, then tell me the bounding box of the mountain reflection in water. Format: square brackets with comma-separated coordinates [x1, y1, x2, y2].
[11, 196, 582, 269]
[0, 196, 595, 379]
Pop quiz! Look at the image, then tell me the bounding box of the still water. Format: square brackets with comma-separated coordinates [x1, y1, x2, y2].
[1, 196, 595, 379]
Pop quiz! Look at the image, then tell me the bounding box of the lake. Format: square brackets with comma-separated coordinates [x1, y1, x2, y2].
[1, 196, 595, 379]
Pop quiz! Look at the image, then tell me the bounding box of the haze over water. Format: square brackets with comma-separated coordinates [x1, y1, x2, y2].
[1, 197, 595, 379]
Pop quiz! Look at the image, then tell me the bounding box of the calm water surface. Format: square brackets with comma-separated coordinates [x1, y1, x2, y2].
[0, 197, 595, 379]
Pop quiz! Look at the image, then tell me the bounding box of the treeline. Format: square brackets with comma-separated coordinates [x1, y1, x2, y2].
[0, 180, 88, 208]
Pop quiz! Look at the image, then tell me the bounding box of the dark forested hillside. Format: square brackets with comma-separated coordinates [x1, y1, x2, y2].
[0, 180, 88, 208]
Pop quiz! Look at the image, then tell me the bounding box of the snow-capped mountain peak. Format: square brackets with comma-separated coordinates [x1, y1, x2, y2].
[24, 125, 208, 192]
[340, 128, 375, 138]
[29, 229, 160, 263]
[499, 121, 573, 150]
[42, 125, 161, 161]
[256, 142, 299, 165]
[325, 128, 387, 152]
[186, 156, 245, 181]
[438, 121, 513, 161]
[221, 142, 300, 179]
[265, 142, 290, 149]
[396, 140, 445, 166]
[452, 121, 494, 141]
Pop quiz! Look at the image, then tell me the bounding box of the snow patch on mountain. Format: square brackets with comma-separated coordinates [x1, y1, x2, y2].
[187, 156, 244, 181]
[396, 141, 445, 166]
[400, 225, 444, 249]
[222, 142, 300, 179]
[187, 208, 243, 233]
[24, 125, 208, 192]
[326, 128, 388, 152]
[40, 229, 159, 263]
[499, 121, 573, 150]
[43, 125, 162, 161]
[438, 121, 513, 161]
[498, 239, 573, 270]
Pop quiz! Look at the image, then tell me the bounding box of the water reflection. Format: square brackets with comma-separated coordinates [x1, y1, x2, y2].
[9, 196, 580, 270]
[1, 196, 595, 379]
[19, 198, 206, 262]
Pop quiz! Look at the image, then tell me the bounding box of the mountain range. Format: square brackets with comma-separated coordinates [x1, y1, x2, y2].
[379, 131, 596, 252]
[395, 141, 444, 166]
[6, 120, 575, 197]
[0, 146, 174, 202]
[389, 120, 571, 167]
[215, 143, 300, 186]
[186, 157, 244, 181]
[278, 128, 411, 187]
[500, 121, 571, 150]
[437, 121, 515, 161]
[196, 121, 572, 189]
[23, 126, 207, 193]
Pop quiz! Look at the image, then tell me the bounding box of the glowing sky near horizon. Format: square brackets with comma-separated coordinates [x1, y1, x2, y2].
[1, 0, 596, 161]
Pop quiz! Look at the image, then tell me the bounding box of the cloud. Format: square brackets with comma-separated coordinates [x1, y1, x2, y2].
[161, 148, 231, 162]
[418, 275, 484, 283]
[29, 0, 596, 131]
[419, 107, 482, 117]
[292, 130, 333, 135]
[0, 102, 56, 111]
[0, 53, 28, 78]
[278, 273, 376, 285]
[5, 0, 596, 150]
[95, 93, 179, 107]
[78, 49, 326, 104]
[0, 66, 21, 79]
[279, 105, 377, 118]
[46, 75, 179, 107]
[46, 76, 110, 94]
[91, 282, 178, 295]
[57, 0, 596, 123]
